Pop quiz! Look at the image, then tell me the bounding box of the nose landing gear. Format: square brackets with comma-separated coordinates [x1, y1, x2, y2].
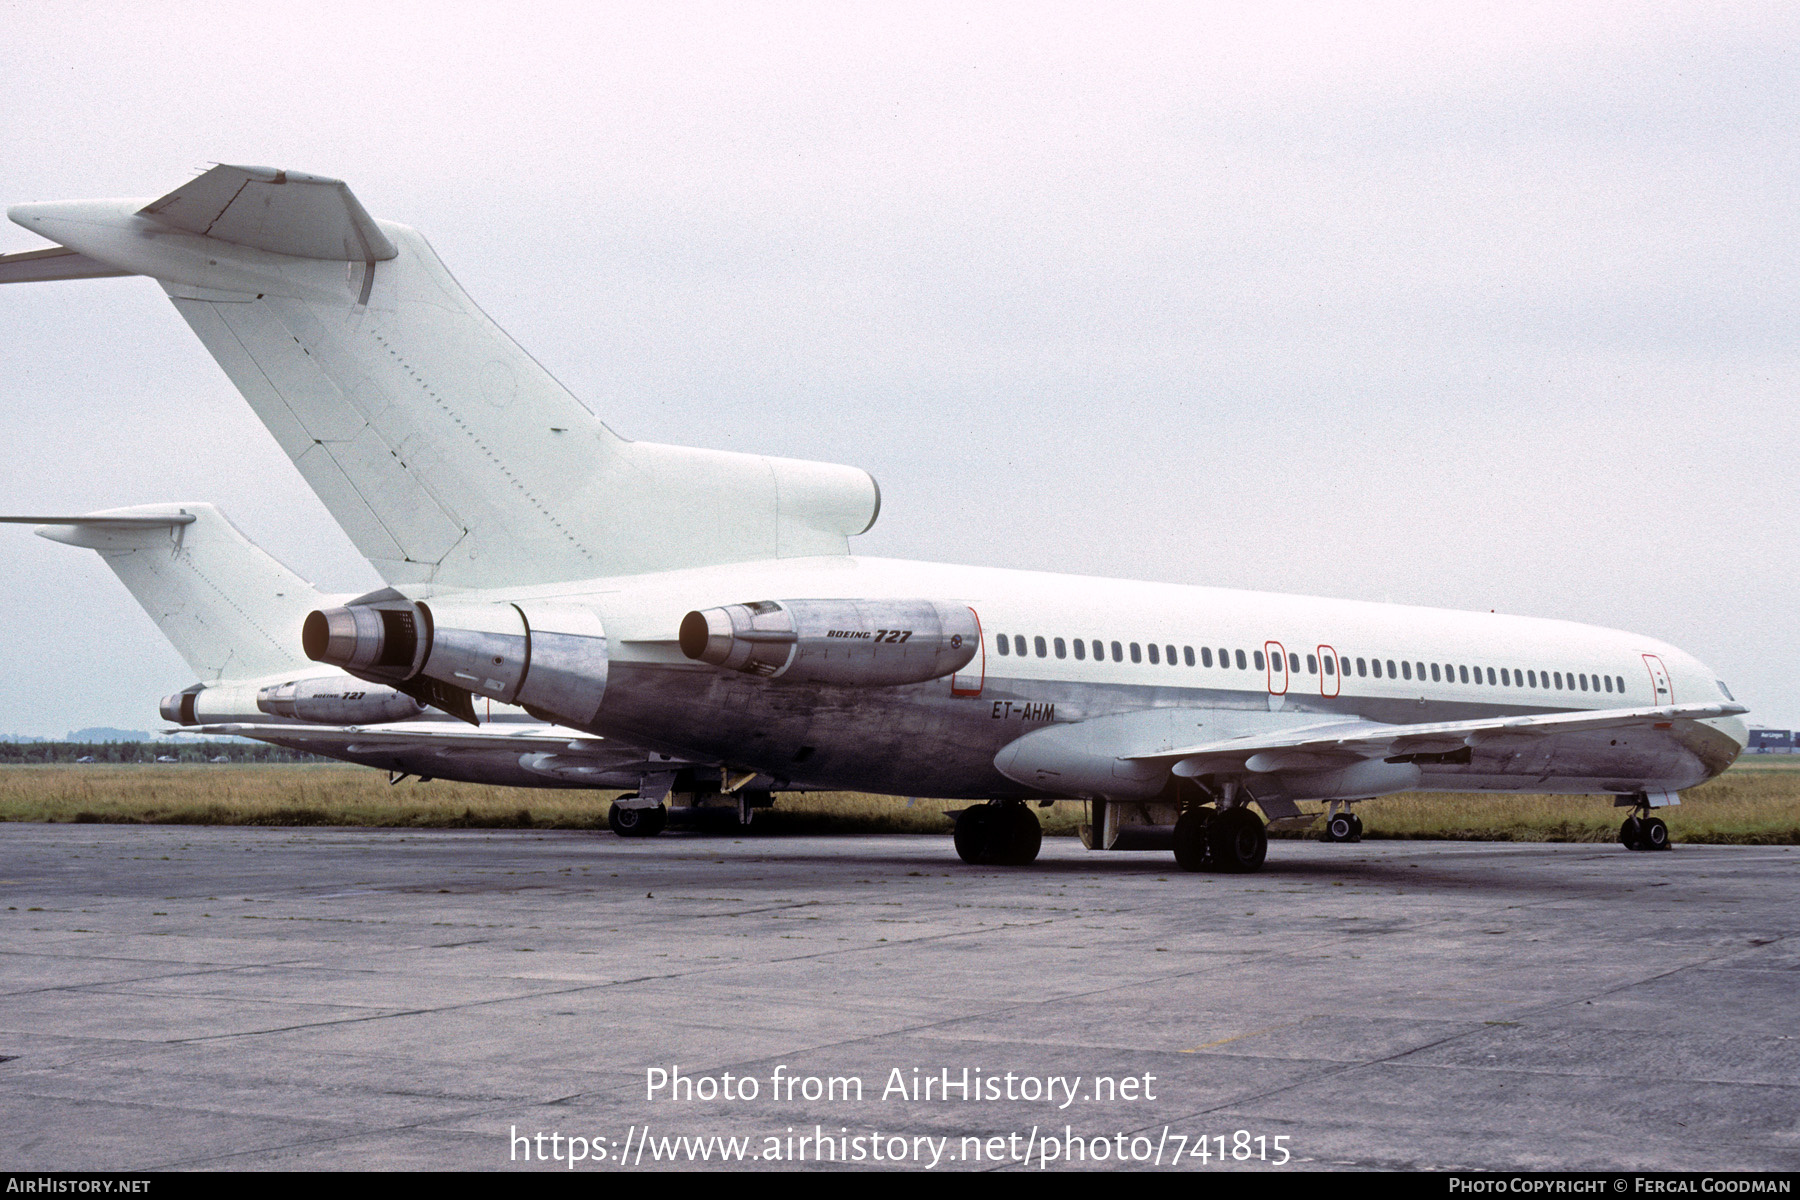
[1321, 801, 1364, 843]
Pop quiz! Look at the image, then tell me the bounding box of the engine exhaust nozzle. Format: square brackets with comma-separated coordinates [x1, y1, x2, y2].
[302, 605, 423, 677]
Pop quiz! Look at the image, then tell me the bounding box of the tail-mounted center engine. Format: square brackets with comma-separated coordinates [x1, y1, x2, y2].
[679, 599, 978, 687]
[302, 598, 608, 727]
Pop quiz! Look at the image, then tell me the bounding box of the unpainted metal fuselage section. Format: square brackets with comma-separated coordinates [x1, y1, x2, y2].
[360, 552, 1745, 804]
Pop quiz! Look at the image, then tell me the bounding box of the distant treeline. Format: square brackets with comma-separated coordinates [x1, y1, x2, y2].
[0, 742, 330, 765]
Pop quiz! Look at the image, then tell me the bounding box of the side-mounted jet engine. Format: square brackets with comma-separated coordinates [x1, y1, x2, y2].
[304, 598, 609, 729]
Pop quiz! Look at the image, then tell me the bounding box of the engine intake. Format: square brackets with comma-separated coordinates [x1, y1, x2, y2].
[679, 599, 978, 687]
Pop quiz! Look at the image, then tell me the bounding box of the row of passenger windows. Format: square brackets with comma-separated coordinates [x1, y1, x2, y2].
[991, 633, 1628, 694]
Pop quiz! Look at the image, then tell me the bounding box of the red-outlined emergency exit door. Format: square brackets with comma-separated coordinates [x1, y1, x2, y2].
[1265, 640, 1288, 695]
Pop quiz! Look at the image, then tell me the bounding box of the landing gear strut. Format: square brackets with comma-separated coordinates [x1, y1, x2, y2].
[953, 802, 1042, 866]
[1618, 795, 1670, 852]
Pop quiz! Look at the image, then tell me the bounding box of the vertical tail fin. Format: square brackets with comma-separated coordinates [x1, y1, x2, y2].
[7, 165, 881, 588]
[1, 504, 326, 681]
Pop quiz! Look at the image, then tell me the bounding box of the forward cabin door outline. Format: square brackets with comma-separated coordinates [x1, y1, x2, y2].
[1318, 644, 1339, 698]
[1265, 640, 1288, 695]
[950, 607, 985, 697]
[1642, 653, 1672, 705]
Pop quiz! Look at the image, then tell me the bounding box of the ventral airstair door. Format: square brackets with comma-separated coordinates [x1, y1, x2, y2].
[1642, 654, 1673, 704]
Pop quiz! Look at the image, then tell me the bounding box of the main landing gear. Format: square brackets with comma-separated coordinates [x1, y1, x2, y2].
[609, 794, 667, 838]
[1617, 794, 1671, 852]
[953, 801, 1043, 866]
[1172, 805, 1267, 874]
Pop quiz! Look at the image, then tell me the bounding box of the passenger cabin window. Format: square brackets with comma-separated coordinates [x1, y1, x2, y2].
[1430, 663, 1441, 682]
[1168, 645, 1178, 667]
[1486, 667, 1496, 685]
[1372, 659, 1382, 679]
[1147, 643, 1159, 665]
[1034, 636, 1047, 658]
[1130, 643, 1142, 663]
[1356, 657, 1367, 677]
[1604, 675, 1613, 692]
[1092, 640, 1104, 661]
[1554, 671, 1562, 688]
[1402, 661, 1412, 680]
[1013, 635, 1026, 657]
[1254, 650, 1266, 670]
[1111, 641, 1123, 662]
[996, 634, 1010, 656]
[1073, 639, 1085, 661]
[1459, 665, 1469, 683]
[1184, 646, 1195, 667]
[1235, 649, 1247, 669]
[1054, 637, 1066, 659]
[1323, 655, 1334, 675]
[1500, 668, 1510, 686]
[1386, 659, 1397, 677]
[1307, 653, 1318, 673]
[1202, 647, 1213, 667]
[1288, 652, 1300, 673]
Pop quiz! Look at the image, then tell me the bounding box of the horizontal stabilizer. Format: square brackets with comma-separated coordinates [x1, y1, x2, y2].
[139, 164, 396, 262]
[0, 245, 132, 284]
[0, 513, 196, 530]
[7, 165, 882, 585]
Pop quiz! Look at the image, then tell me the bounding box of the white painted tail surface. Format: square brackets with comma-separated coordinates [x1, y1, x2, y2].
[23, 504, 323, 681]
[8, 166, 881, 589]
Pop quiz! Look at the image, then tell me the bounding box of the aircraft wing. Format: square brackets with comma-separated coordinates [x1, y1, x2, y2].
[1134, 701, 1749, 776]
[189, 721, 708, 787]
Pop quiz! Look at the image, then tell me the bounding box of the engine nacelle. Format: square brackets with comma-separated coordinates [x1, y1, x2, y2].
[159, 682, 272, 726]
[679, 599, 978, 687]
[257, 678, 423, 724]
[303, 598, 608, 728]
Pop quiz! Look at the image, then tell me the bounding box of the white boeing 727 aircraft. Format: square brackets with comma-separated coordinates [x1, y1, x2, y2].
[0, 165, 1747, 870]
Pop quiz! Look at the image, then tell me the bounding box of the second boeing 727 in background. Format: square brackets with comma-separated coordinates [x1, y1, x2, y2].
[0, 164, 1747, 870]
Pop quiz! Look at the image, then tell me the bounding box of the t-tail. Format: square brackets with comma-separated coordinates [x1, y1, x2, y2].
[2, 165, 879, 589]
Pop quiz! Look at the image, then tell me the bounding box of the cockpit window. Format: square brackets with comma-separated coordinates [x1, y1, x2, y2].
[1717, 680, 1735, 701]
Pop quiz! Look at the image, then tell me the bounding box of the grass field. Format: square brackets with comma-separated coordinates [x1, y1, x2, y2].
[1, 761, 1797, 844]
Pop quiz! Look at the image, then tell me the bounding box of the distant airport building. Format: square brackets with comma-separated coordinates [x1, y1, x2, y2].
[1747, 728, 1794, 752]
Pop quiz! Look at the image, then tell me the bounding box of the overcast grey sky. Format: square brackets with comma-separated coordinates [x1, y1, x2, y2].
[1, 1, 1794, 737]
